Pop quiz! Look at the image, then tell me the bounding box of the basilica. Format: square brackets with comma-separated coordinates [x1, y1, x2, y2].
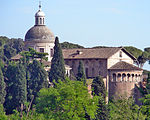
[12, 4, 143, 101]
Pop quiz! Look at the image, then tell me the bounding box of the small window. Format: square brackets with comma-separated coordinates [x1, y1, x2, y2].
[36, 18, 38, 25]
[50, 49, 54, 57]
[40, 18, 42, 24]
[43, 18, 44, 24]
[40, 48, 44, 53]
[120, 51, 122, 57]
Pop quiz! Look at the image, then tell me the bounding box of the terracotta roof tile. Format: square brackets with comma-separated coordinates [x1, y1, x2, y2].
[62, 47, 122, 59]
[109, 61, 142, 70]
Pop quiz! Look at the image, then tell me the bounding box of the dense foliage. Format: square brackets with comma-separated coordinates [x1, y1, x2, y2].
[92, 76, 108, 120]
[0, 66, 6, 105]
[0, 36, 24, 63]
[108, 97, 146, 120]
[28, 60, 48, 103]
[61, 41, 84, 49]
[36, 78, 99, 120]
[76, 61, 87, 85]
[49, 37, 66, 83]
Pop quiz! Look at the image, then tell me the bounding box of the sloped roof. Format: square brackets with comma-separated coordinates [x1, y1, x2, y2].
[109, 61, 142, 71]
[62, 47, 136, 60]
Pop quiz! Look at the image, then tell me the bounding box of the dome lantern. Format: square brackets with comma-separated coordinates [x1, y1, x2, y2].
[35, 2, 45, 26]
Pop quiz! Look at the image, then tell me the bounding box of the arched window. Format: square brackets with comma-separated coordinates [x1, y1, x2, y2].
[127, 74, 131, 81]
[135, 74, 138, 81]
[122, 73, 126, 81]
[132, 74, 134, 81]
[50, 49, 53, 57]
[113, 73, 116, 81]
[36, 18, 38, 25]
[92, 68, 95, 77]
[40, 18, 42, 24]
[43, 18, 44, 24]
[120, 51, 122, 57]
[117, 73, 121, 81]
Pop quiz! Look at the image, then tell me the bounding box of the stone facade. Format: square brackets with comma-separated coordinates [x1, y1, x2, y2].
[63, 47, 143, 100]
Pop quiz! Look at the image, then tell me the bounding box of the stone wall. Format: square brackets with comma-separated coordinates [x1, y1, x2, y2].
[64, 58, 108, 78]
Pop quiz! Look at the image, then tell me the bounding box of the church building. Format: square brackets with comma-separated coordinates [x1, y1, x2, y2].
[12, 4, 143, 101]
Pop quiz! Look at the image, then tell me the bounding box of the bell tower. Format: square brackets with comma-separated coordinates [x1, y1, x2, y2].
[35, 2, 45, 26]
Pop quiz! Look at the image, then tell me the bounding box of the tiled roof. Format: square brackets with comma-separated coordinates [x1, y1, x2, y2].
[62, 47, 122, 59]
[109, 61, 142, 70]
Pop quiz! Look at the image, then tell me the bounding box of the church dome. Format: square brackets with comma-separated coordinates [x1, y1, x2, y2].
[35, 10, 45, 17]
[25, 25, 55, 43]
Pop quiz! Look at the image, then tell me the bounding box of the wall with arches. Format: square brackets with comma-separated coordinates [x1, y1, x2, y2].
[108, 70, 143, 99]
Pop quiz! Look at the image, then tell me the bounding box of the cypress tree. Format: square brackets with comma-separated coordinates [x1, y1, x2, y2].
[28, 60, 48, 102]
[4, 63, 27, 114]
[0, 66, 6, 105]
[15, 64, 27, 105]
[76, 60, 86, 85]
[92, 76, 108, 120]
[92, 76, 106, 98]
[49, 37, 66, 83]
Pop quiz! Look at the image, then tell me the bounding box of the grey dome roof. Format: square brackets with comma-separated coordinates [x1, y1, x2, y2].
[25, 25, 55, 43]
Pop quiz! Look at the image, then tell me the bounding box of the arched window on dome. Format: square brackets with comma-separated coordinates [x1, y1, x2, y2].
[40, 18, 42, 24]
[43, 18, 44, 24]
[36, 18, 38, 25]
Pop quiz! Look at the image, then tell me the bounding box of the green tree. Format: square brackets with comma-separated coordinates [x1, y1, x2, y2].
[4, 63, 27, 114]
[0, 104, 7, 120]
[76, 60, 86, 85]
[92, 76, 108, 120]
[138, 51, 150, 68]
[108, 97, 145, 120]
[140, 94, 150, 119]
[28, 60, 48, 103]
[15, 64, 27, 106]
[4, 63, 17, 114]
[49, 37, 66, 83]
[92, 76, 106, 98]
[36, 78, 99, 120]
[124, 46, 143, 59]
[60, 41, 84, 49]
[0, 66, 6, 105]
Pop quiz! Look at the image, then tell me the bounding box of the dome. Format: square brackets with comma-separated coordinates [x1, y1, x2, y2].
[35, 10, 45, 17]
[25, 25, 55, 43]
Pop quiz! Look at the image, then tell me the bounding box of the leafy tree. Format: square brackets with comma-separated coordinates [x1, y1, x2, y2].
[92, 76, 106, 98]
[14, 64, 27, 106]
[4, 63, 27, 114]
[76, 60, 86, 85]
[0, 104, 7, 120]
[49, 37, 66, 83]
[61, 41, 84, 49]
[140, 94, 150, 119]
[36, 78, 99, 120]
[4, 63, 17, 114]
[28, 60, 48, 103]
[108, 97, 145, 120]
[92, 76, 108, 120]
[0, 66, 6, 105]
[138, 51, 150, 68]
[124, 46, 143, 59]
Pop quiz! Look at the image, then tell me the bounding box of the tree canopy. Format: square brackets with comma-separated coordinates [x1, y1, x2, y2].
[49, 37, 66, 83]
[36, 78, 99, 120]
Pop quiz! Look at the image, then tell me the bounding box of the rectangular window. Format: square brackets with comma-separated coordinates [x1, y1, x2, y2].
[40, 48, 44, 53]
[50, 49, 54, 57]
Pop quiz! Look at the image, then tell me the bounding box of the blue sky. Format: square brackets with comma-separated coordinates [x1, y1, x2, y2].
[1, 0, 150, 69]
